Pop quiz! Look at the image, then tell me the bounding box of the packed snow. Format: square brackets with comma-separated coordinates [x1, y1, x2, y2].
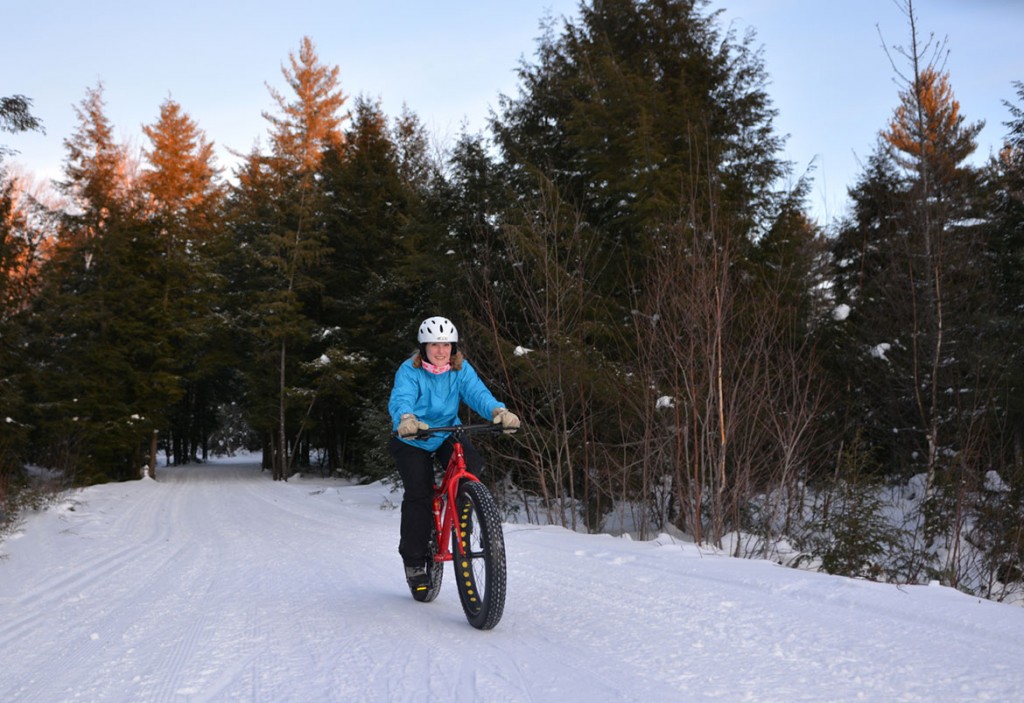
[870, 342, 892, 361]
[832, 304, 850, 321]
[2, 455, 1022, 702]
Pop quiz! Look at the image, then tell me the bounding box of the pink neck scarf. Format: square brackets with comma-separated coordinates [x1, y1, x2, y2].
[421, 360, 451, 375]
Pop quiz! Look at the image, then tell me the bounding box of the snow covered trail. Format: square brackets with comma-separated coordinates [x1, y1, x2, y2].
[2, 456, 1023, 703]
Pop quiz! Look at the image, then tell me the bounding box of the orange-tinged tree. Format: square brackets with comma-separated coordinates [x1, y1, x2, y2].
[884, 67, 983, 193]
[141, 99, 222, 229]
[0, 174, 49, 318]
[877, 2, 985, 500]
[1, 95, 44, 518]
[827, 0, 995, 589]
[263, 35, 349, 172]
[27, 84, 166, 482]
[228, 36, 350, 479]
[58, 83, 138, 241]
[140, 99, 228, 468]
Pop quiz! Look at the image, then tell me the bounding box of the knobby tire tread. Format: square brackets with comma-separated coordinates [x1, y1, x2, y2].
[453, 481, 507, 630]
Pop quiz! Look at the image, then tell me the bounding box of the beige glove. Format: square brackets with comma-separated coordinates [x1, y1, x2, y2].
[492, 407, 521, 433]
[397, 413, 429, 437]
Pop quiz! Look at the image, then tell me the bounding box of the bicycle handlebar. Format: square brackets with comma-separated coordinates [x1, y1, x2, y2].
[392, 422, 510, 440]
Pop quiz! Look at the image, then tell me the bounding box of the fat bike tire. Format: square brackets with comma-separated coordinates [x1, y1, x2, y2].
[411, 524, 444, 603]
[453, 481, 507, 629]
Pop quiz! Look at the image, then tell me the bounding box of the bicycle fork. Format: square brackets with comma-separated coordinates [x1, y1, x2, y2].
[432, 442, 476, 563]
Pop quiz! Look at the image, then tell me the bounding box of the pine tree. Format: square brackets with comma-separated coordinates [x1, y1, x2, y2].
[826, 149, 915, 473]
[26, 84, 170, 482]
[824, 0, 996, 587]
[0, 178, 36, 511]
[2, 96, 47, 507]
[139, 98, 229, 468]
[58, 84, 138, 227]
[315, 97, 446, 473]
[493, 0, 783, 303]
[226, 37, 349, 479]
[1, 94, 44, 163]
[878, 2, 986, 493]
[986, 82, 1024, 469]
[0, 176, 49, 319]
[263, 37, 348, 173]
[885, 67, 983, 196]
[477, 0, 795, 543]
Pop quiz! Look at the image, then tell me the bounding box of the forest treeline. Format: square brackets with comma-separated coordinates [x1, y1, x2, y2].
[2, 1, 1022, 601]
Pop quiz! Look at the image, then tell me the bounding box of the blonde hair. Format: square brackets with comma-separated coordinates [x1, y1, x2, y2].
[412, 350, 464, 371]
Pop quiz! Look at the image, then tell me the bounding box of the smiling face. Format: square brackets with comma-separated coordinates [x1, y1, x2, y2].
[425, 342, 452, 366]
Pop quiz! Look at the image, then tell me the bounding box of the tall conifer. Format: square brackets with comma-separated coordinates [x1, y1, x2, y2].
[476, 0, 794, 542]
[226, 37, 349, 479]
[140, 98, 228, 467]
[28, 84, 172, 481]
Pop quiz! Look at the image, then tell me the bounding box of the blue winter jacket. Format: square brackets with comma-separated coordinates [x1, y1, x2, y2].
[388, 357, 504, 451]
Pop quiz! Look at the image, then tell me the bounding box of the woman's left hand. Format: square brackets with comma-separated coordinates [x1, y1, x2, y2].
[492, 407, 521, 433]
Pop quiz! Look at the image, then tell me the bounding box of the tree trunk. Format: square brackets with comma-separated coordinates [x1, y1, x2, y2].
[149, 430, 159, 480]
[277, 338, 288, 481]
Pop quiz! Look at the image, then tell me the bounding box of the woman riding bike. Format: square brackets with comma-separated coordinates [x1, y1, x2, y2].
[387, 316, 520, 593]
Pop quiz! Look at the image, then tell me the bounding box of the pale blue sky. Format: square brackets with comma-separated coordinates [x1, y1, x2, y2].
[724, 0, 1024, 224]
[3, 1, 1021, 226]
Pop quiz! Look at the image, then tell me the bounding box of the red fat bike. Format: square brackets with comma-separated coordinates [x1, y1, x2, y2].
[401, 423, 508, 630]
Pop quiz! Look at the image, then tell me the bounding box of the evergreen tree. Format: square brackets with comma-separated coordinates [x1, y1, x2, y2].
[58, 83, 138, 224]
[263, 37, 348, 173]
[226, 37, 349, 479]
[1, 92, 47, 324]
[26, 84, 170, 482]
[0, 176, 49, 319]
[885, 67, 983, 198]
[1, 94, 44, 163]
[0, 177, 39, 513]
[835, 2, 987, 493]
[824, 0, 996, 587]
[493, 0, 783, 310]
[986, 82, 1024, 469]
[825, 148, 914, 473]
[2, 96, 47, 512]
[476, 0, 795, 542]
[139, 98, 230, 467]
[317, 97, 445, 473]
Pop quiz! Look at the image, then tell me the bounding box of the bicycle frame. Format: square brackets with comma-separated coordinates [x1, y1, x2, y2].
[398, 421, 509, 629]
[429, 424, 493, 562]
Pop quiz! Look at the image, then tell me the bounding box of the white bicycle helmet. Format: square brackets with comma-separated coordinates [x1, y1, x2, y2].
[417, 316, 458, 343]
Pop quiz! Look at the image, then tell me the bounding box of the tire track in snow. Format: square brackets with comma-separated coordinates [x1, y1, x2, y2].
[0, 482, 191, 667]
[7, 458, 1018, 702]
[0, 479, 198, 702]
[0, 481, 173, 620]
[0, 466, 276, 702]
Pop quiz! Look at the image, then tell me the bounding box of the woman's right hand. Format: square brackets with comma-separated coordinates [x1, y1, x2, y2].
[398, 414, 429, 437]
